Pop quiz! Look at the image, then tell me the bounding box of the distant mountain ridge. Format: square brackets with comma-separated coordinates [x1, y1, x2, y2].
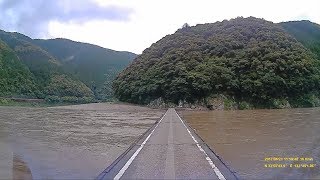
[280, 20, 320, 60]
[0, 30, 136, 103]
[32, 38, 136, 99]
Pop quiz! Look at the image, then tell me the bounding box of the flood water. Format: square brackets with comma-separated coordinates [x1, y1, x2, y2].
[180, 108, 320, 179]
[0, 103, 164, 179]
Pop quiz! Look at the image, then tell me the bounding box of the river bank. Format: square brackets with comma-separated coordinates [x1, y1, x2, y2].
[0, 97, 72, 107]
[147, 94, 320, 111]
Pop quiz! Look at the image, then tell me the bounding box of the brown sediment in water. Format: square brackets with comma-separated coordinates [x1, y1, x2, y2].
[180, 108, 320, 179]
[1, 103, 165, 179]
[13, 155, 32, 180]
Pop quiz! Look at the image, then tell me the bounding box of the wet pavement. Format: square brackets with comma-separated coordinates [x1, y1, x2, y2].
[100, 108, 236, 180]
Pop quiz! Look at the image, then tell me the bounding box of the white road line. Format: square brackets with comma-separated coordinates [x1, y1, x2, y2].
[174, 109, 226, 180]
[113, 110, 168, 180]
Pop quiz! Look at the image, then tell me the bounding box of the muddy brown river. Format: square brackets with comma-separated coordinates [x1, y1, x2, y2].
[180, 108, 320, 179]
[0, 103, 164, 179]
[1, 104, 319, 179]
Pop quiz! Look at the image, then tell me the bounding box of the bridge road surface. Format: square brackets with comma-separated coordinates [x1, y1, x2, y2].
[97, 108, 237, 180]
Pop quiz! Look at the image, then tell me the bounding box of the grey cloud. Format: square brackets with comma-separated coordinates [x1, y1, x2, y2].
[0, 0, 133, 37]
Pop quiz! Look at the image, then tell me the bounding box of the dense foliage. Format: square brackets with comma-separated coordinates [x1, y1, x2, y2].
[113, 17, 320, 108]
[45, 75, 94, 103]
[280, 20, 320, 60]
[0, 30, 136, 103]
[0, 30, 62, 92]
[33, 38, 136, 99]
[0, 40, 39, 98]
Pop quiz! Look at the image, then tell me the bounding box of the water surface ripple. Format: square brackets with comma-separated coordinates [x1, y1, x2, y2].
[180, 108, 320, 179]
[0, 103, 164, 179]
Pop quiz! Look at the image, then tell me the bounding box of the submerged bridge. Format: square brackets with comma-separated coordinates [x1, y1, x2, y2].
[97, 108, 237, 179]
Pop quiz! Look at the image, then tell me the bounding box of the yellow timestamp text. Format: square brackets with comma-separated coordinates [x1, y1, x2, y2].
[263, 157, 316, 168]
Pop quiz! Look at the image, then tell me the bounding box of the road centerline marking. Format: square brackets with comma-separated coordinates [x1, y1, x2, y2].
[113, 109, 169, 180]
[164, 111, 175, 178]
[174, 109, 226, 180]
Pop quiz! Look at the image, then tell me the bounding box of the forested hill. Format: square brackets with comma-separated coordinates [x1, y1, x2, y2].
[33, 38, 136, 100]
[280, 20, 320, 60]
[0, 40, 39, 98]
[113, 17, 320, 109]
[0, 30, 136, 103]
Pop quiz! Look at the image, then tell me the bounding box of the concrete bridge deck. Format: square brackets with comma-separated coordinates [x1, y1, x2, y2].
[97, 108, 237, 179]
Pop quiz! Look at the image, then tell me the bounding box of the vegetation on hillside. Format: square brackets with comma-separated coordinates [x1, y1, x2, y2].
[0, 30, 135, 104]
[280, 20, 320, 60]
[0, 30, 64, 96]
[113, 17, 320, 108]
[33, 38, 136, 100]
[45, 74, 95, 103]
[0, 40, 40, 98]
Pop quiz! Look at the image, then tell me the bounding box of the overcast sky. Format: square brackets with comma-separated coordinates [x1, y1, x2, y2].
[0, 0, 319, 54]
